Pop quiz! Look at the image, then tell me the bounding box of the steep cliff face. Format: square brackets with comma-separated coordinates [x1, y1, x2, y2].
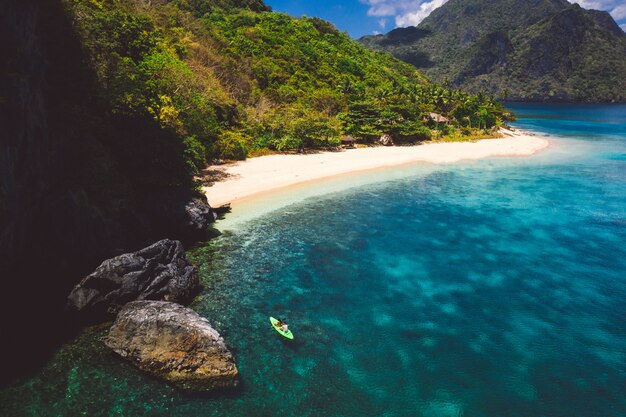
[493, 5, 626, 101]
[360, 0, 626, 102]
[0, 0, 206, 382]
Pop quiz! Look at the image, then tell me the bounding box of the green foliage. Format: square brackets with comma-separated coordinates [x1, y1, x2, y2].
[289, 114, 342, 148]
[90, 10, 162, 62]
[183, 135, 207, 171]
[66, 0, 509, 173]
[217, 131, 249, 160]
[308, 88, 346, 115]
[340, 101, 384, 140]
[400, 123, 432, 141]
[172, 0, 270, 16]
[270, 135, 303, 152]
[336, 56, 364, 77]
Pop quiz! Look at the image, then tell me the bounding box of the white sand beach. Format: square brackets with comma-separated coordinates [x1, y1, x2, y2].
[202, 128, 549, 207]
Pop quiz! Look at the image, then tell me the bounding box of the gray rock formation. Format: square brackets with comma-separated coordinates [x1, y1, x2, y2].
[105, 301, 238, 391]
[184, 198, 217, 232]
[156, 194, 219, 242]
[67, 239, 198, 321]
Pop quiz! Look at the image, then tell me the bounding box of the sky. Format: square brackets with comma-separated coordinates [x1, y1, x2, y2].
[265, 0, 626, 38]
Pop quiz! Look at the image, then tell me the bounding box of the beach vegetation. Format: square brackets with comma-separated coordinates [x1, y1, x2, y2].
[65, 0, 509, 170]
[217, 131, 250, 160]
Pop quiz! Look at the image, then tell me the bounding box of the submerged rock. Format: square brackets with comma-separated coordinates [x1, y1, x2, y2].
[67, 239, 198, 322]
[105, 301, 238, 391]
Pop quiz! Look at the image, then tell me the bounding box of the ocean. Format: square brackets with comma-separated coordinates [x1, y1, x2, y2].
[2, 104, 625, 417]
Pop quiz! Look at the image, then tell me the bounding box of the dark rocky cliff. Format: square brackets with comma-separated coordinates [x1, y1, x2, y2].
[0, 0, 213, 383]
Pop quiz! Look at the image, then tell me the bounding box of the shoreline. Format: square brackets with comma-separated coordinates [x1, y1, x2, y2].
[202, 129, 550, 209]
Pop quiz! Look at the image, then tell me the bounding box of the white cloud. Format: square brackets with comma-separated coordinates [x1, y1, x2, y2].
[361, 0, 450, 28]
[573, 0, 611, 9]
[365, 0, 397, 17]
[569, 0, 624, 13]
[395, 0, 448, 27]
[361, 0, 626, 32]
[610, 4, 626, 20]
[621, 24, 626, 32]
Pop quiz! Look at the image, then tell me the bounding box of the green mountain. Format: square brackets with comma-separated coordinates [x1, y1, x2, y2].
[360, 0, 626, 102]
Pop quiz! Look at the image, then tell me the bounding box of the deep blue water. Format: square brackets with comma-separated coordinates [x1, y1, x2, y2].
[2, 104, 626, 417]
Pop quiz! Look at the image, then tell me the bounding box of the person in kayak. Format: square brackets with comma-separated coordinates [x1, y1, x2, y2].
[275, 318, 289, 332]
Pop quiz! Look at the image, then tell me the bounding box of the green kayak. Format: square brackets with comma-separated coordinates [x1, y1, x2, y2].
[270, 317, 294, 340]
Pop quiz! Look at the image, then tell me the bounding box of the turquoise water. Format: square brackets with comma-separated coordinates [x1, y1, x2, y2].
[2, 104, 626, 416]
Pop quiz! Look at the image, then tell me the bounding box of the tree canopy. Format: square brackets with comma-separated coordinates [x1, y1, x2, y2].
[66, 0, 511, 172]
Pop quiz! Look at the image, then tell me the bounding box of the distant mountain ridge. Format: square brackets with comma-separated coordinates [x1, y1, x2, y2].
[360, 0, 626, 102]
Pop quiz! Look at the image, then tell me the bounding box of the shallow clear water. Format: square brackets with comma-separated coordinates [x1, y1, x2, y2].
[2, 104, 626, 417]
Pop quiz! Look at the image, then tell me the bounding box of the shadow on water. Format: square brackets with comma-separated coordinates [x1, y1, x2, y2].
[183, 384, 246, 401]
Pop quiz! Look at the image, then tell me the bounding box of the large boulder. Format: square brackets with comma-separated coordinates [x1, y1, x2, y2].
[105, 301, 238, 391]
[67, 239, 198, 322]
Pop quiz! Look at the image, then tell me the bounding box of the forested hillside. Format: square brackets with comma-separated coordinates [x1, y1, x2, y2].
[361, 0, 626, 102]
[67, 0, 509, 169]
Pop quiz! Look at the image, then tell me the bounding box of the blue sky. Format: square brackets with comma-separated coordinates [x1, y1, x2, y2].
[265, 0, 626, 38]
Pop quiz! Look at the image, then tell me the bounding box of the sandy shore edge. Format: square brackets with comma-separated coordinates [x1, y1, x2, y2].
[202, 128, 549, 207]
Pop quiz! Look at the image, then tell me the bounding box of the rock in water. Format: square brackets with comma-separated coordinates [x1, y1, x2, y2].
[105, 301, 238, 391]
[184, 198, 217, 233]
[67, 239, 198, 322]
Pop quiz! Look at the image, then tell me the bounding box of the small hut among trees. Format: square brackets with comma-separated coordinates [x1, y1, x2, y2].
[427, 112, 450, 123]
